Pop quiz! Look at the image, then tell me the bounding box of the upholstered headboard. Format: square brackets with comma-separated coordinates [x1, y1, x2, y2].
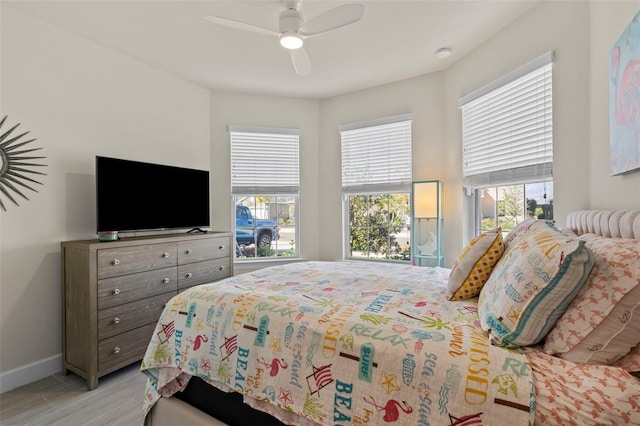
[566, 210, 640, 240]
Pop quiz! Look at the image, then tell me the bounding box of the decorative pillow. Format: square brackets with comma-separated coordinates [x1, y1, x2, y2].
[447, 228, 504, 300]
[543, 234, 640, 364]
[502, 218, 535, 248]
[478, 220, 594, 347]
[614, 343, 640, 372]
[502, 218, 559, 249]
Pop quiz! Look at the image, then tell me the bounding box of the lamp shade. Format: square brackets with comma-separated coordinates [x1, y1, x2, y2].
[414, 181, 438, 218]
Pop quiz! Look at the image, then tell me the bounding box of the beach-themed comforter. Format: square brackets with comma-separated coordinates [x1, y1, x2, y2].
[141, 261, 535, 425]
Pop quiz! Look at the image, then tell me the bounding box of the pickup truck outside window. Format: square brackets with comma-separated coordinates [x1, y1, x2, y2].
[234, 196, 297, 259]
[235, 205, 279, 248]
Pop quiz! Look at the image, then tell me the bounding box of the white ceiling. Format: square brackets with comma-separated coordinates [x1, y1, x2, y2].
[5, 0, 541, 99]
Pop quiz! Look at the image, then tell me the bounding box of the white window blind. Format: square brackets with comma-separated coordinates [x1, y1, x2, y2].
[459, 52, 554, 188]
[230, 125, 300, 194]
[340, 114, 412, 193]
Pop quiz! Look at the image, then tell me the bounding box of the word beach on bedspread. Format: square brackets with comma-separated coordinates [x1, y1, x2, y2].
[141, 261, 535, 425]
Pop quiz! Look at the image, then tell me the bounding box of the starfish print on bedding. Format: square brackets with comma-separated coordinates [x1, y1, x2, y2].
[278, 387, 293, 405]
[200, 358, 211, 375]
[194, 318, 205, 332]
[379, 370, 400, 395]
[269, 337, 282, 354]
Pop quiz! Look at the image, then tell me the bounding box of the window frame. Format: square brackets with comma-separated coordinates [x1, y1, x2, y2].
[229, 125, 300, 262]
[471, 181, 554, 238]
[340, 114, 412, 262]
[342, 191, 411, 263]
[232, 194, 299, 260]
[459, 52, 554, 241]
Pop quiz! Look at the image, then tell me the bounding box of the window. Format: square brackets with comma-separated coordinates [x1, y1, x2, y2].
[340, 114, 412, 261]
[230, 125, 299, 260]
[477, 182, 553, 236]
[459, 52, 554, 238]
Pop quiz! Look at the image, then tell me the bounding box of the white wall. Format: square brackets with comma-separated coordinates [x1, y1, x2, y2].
[318, 73, 446, 260]
[209, 90, 321, 267]
[445, 0, 593, 255]
[318, 1, 633, 264]
[589, 1, 640, 208]
[3, 0, 640, 393]
[0, 6, 210, 390]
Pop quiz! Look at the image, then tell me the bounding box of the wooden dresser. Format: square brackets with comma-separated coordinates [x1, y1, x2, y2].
[61, 231, 233, 390]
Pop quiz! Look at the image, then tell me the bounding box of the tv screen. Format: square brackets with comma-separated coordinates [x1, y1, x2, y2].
[96, 156, 210, 233]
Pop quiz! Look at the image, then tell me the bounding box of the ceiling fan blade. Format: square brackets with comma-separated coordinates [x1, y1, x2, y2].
[290, 47, 311, 76]
[298, 4, 364, 37]
[204, 15, 279, 37]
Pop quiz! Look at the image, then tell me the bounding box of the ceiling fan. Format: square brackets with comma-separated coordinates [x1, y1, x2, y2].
[204, 0, 365, 76]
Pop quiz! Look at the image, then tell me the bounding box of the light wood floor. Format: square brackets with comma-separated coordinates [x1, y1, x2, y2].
[0, 362, 147, 426]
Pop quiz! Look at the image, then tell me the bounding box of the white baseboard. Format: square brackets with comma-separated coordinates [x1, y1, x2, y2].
[0, 354, 62, 394]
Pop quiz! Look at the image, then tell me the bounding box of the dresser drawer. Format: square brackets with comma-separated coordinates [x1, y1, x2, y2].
[97, 243, 177, 279]
[178, 236, 230, 264]
[97, 267, 176, 309]
[98, 323, 157, 374]
[178, 257, 231, 290]
[98, 292, 174, 340]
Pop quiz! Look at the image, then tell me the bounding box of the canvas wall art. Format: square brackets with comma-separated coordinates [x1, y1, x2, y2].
[610, 9, 640, 175]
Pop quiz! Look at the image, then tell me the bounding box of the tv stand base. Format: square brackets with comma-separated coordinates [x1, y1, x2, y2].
[187, 228, 208, 234]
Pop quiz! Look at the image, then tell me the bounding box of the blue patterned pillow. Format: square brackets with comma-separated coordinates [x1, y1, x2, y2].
[478, 220, 594, 347]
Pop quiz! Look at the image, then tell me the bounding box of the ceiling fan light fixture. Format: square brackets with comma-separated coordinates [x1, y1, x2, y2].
[280, 33, 303, 49]
[205, 1, 365, 75]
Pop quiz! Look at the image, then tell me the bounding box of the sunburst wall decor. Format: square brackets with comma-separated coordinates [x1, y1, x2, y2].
[0, 116, 47, 211]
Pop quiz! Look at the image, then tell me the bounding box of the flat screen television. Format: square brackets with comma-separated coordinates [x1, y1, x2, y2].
[96, 156, 210, 233]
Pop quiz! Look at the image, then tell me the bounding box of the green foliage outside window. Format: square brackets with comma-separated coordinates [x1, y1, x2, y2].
[497, 185, 524, 231]
[348, 193, 410, 261]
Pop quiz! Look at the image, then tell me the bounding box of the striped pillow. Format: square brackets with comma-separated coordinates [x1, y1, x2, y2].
[478, 220, 595, 347]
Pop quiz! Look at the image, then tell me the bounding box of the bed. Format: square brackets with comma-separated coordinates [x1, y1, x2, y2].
[140, 210, 640, 425]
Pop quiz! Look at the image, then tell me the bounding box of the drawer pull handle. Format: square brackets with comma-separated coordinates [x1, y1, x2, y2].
[186, 249, 193, 255]
[218, 266, 224, 271]
[186, 272, 193, 279]
[162, 277, 170, 284]
[112, 317, 120, 325]
[112, 259, 120, 266]
[112, 288, 121, 296]
[218, 245, 224, 250]
[162, 252, 170, 258]
[113, 347, 121, 354]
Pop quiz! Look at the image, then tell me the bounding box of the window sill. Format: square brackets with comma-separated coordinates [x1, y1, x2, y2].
[233, 257, 307, 274]
[343, 257, 412, 265]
